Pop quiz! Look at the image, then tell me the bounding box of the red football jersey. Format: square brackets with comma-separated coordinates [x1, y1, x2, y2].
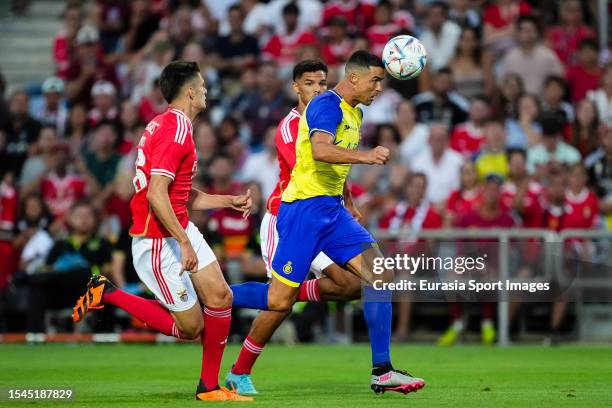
[501, 181, 543, 228]
[0, 182, 18, 231]
[446, 188, 483, 225]
[563, 189, 599, 229]
[41, 173, 86, 219]
[129, 108, 197, 238]
[266, 108, 301, 216]
[450, 123, 486, 156]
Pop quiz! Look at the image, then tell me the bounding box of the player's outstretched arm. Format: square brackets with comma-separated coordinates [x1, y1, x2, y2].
[191, 187, 253, 218]
[147, 175, 197, 273]
[311, 132, 390, 165]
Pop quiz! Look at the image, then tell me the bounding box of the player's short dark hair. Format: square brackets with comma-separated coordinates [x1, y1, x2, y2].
[293, 59, 328, 81]
[159, 61, 200, 103]
[345, 50, 384, 73]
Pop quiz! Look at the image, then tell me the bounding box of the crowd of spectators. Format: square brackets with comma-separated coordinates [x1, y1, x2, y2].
[0, 0, 611, 340]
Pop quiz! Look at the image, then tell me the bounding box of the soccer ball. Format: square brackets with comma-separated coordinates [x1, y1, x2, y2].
[382, 35, 427, 80]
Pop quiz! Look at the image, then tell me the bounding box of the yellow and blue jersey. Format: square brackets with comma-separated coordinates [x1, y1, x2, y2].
[282, 89, 363, 202]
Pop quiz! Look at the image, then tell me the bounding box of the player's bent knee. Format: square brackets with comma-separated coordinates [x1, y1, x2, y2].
[267, 294, 293, 312]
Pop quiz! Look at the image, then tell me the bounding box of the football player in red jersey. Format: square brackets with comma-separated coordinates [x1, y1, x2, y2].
[72, 61, 253, 401]
[225, 60, 368, 395]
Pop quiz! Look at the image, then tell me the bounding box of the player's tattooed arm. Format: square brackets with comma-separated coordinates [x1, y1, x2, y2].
[191, 188, 253, 218]
[147, 175, 197, 273]
[310, 133, 390, 165]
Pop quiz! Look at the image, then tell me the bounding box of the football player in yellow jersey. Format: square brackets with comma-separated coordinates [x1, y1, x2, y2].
[231, 51, 426, 395]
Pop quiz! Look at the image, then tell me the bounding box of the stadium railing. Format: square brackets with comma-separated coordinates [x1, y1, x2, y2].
[370, 228, 612, 346]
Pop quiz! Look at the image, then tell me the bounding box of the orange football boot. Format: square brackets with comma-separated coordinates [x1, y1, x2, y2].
[196, 387, 253, 401]
[72, 274, 109, 322]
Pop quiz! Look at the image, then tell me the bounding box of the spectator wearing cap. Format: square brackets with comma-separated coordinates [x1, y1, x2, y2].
[212, 4, 260, 77]
[526, 112, 581, 176]
[88, 80, 118, 128]
[65, 24, 118, 106]
[412, 68, 469, 128]
[33, 77, 68, 137]
[262, 3, 317, 68]
[1, 90, 42, 177]
[410, 123, 464, 206]
[498, 16, 564, 94]
[420, 1, 461, 72]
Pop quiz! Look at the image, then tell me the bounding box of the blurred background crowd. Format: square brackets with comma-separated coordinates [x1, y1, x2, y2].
[0, 0, 611, 343]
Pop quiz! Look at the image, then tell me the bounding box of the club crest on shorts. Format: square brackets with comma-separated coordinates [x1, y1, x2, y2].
[283, 261, 293, 274]
[177, 289, 188, 302]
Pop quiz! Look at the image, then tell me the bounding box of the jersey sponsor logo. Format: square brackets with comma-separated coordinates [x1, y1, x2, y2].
[283, 261, 293, 274]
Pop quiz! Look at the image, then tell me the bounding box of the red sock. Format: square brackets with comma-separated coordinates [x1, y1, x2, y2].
[232, 336, 264, 375]
[482, 302, 495, 320]
[297, 279, 321, 302]
[449, 302, 462, 320]
[103, 289, 182, 338]
[201, 306, 232, 390]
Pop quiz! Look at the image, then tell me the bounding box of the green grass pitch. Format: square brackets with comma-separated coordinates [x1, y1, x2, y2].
[0, 344, 611, 407]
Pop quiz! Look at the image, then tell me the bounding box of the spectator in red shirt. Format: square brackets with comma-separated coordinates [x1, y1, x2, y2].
[566, 39, 601, 104]
[483, 0, 532, 55]
[262, 3, 317, 68]
[53, 4, 83, 79]
[366, 0, 414, 58]
[502, 149, 543, 228]
[322, 0, 375, 33]
[65, 25, 118, 107]
[0, 172, 18, 294]
[321, 16, 353, 68]
[541, 165, 598, 344]
[444, 161, 482, 227]
[545, 0, 595, 65]
[40, 143, 86, 222]
[450, 95, 491, 157]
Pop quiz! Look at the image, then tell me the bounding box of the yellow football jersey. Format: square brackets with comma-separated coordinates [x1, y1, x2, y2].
[282, 90, 362, 202]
